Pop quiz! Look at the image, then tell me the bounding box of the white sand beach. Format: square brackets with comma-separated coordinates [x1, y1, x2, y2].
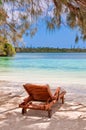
[0, 80, 86, 130]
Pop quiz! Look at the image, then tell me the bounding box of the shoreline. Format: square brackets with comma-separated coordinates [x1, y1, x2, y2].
[0, 79, 86, 106]
[0, 72, 86, 86]
[0, 80, 86, 101]
[0, 80, 86, 130]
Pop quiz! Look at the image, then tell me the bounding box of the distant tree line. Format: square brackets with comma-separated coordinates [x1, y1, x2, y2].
[15, 47, 86, 53]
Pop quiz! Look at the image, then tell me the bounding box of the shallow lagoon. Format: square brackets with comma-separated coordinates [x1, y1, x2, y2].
[0, 53, 86, 85]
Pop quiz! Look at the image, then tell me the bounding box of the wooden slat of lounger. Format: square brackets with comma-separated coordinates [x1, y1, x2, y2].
[23, 84, 53, 101]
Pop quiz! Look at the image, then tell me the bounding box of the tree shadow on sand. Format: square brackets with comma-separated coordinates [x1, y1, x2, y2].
[0, 102, 86, 130]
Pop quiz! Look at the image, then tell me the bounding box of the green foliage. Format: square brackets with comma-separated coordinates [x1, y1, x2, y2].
[67, 12, 76, 28]
[0, 36, 16, 56]
[4, 43, 16, 56]
[0, 0, 2, 5]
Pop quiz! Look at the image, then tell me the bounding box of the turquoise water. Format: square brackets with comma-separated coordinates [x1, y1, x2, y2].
[0, 53, 86, 84]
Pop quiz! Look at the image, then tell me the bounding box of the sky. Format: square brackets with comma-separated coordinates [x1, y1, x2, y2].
[23, 21, 86, 49]
[3, 1, 86, 49]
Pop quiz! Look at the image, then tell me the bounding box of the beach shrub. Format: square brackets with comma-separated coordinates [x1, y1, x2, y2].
[0, 36, 16, 56]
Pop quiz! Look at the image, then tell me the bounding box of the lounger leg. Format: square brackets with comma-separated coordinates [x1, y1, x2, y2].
[22, 108, 27, 114]
[62, 96, 64, 104]
[48, 109, 52, 118]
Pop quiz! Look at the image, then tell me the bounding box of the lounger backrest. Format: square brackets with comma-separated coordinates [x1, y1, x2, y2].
[23, 84, 53, 101]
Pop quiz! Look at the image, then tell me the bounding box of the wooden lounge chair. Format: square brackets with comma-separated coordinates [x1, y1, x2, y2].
[19, 83, 66, 118]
